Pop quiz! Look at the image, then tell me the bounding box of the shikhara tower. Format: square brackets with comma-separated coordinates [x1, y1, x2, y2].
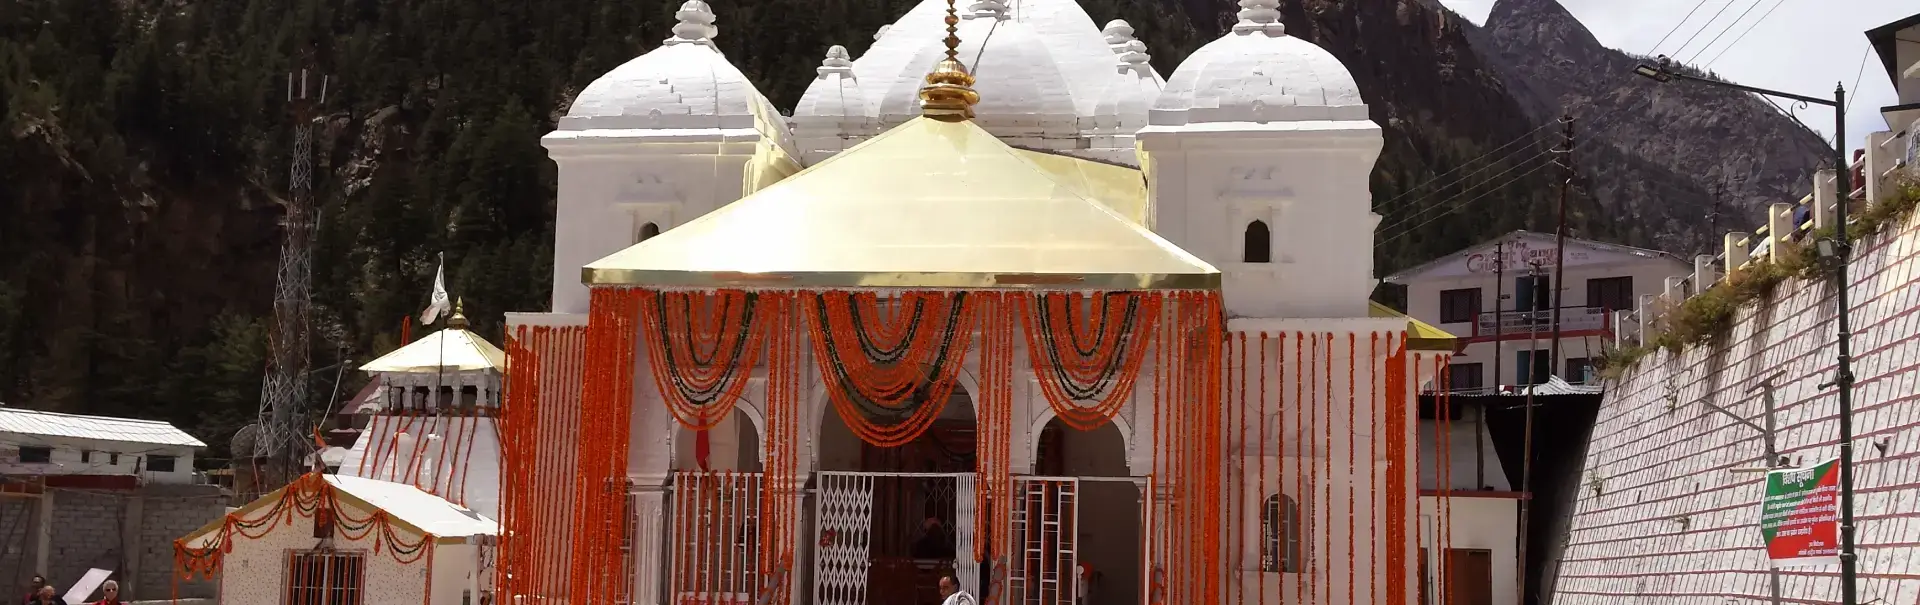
[500, 1, 1455, 605]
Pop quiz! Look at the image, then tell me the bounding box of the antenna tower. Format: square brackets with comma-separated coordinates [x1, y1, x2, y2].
[254, 66, 329, 490]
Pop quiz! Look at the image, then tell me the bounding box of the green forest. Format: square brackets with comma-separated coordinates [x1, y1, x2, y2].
[0, 0, 1609, 464]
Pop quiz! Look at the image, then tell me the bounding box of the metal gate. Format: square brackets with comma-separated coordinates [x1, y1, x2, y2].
[1008, 477, 1079, 605]
[668, 471, 764, 605]
[814, 472, 975, 605]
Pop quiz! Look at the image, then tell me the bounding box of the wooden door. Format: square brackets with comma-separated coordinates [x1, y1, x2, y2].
[1445, 548, 1493, 605]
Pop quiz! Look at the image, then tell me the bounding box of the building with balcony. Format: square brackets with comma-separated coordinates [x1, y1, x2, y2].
[1385, 231, 1690, 390]
[1866, 13, 1919, 201]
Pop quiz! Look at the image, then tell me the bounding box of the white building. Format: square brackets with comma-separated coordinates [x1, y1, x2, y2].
[177, 473, 496, 605]
[0, 406, 206, 484]
[1865, 13, 1918, 204]
[337, 303, 506, 522]
[1386, 231, 1691, 389]
[507, 1, 1455, 605]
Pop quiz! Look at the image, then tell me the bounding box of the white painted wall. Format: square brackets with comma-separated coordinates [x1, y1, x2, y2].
[339, 417, 501, 521]
[216, 495, 481, 605]
[1419, 496, 1520, 605]
[1553, 212, 1920, 604]
[1418, 412, 1512, 492]
[0, 434, 199, 484]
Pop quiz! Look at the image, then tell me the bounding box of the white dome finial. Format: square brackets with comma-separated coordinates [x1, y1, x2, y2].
[1117, 40, 1151, 75]
[665, 0, 718, 46]
[818, 45, 854, 78]
[1103, 19, 1136, 52]
[966, 0, 1008, 20]
[1234, 0, 1285, 36]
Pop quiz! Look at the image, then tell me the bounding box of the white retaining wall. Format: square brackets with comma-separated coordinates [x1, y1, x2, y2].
[1552, 213, 1920, 605]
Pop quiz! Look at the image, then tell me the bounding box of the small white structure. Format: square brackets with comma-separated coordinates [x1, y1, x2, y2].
[0, 406, 206, 484]
[176, 473, 497, 605]
[339, 303, 506, 521]
[1386, 231, 1690, 389]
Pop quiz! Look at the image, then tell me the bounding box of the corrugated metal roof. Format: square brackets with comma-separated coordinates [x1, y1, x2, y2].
[0, 407, 206, 447]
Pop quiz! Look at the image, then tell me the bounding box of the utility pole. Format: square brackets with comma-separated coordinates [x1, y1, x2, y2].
[1706, 177, 1727, 257]
[1549, 113, 1574, 373]
[256, 64, 329, 492]
[1493, 239, 1505, 391]
[1704, 371, 1787, 605]
[1827, 82, 1860, 605]
[1517, 260, 1543, 605]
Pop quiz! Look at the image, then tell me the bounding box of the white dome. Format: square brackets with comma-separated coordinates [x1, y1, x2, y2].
[874, 8, 1077, 138]
[1151, 0, 1367, 126]
[792, 46, 873, 164]
[559, 1, 794, 153]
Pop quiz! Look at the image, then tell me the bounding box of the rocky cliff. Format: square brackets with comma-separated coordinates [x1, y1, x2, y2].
[1471, 0, 1834, 254]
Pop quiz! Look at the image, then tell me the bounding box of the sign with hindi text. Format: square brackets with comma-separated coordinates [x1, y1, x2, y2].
[1760, 458, 1841, 567]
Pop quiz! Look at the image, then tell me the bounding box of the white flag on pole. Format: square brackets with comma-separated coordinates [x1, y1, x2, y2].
[421, 252, 451, 324]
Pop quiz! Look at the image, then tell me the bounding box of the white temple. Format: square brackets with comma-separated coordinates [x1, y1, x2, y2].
[508, 0, 1455, 604]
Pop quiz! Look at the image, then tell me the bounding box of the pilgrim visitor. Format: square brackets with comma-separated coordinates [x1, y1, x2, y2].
[20, 575, 46, 605]
[88, 580, 122, 605]
[938, 575, 976, 605]
[23, 586, 55, 605]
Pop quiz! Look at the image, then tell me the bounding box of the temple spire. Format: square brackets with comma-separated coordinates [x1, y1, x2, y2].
[917, 0, 979, 119]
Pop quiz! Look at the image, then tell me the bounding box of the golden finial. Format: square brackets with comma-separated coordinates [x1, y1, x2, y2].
[918, 0, 978, 119]
[448, 297, 469, 329]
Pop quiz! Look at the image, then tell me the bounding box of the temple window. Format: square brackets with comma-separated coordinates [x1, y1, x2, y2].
[1243, 220, 1272, 263]
[1261, 494, 1301, 572]
[637, 222, 661, 243]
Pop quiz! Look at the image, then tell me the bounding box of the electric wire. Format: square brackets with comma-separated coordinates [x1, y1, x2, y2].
[1374, 161, 1558, 249]
[1649, 0, 1714, 56]
[1670, 0, 1742, 61]
[1701, 0, 1792, 67]
[1682, 0, 1768, 64]
[1370, 118, 1564, 213]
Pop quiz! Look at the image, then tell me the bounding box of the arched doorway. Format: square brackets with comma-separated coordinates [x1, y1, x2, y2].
[1032, 416, 1140, 605]
[814, 383, 979, 605]
[665, 407, 764, 605]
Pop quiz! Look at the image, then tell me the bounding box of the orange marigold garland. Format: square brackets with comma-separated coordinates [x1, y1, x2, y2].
[1020, 291, 1161, 430]
[808, 291, 977, 447]
[577, 288, 642, 605]
[637, 290, 768, 430]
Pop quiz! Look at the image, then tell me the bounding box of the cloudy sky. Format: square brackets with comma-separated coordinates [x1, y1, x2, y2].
[1438, 0, 1910, 153]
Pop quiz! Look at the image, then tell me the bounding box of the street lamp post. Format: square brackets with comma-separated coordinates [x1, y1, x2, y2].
[1633, 55, 1858, 605]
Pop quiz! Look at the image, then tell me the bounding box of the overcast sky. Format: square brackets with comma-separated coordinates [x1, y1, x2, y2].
[1439, 0, 1909, 154]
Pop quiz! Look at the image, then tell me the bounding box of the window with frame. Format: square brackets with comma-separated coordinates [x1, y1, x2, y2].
[1565, 358, 1594, 384]
[1447, 363, 1485, 392]
[146, 455, 178, 473]
[81, 450, 93, 464]
[18, 447, 51, 464]
[285, 551, 365, 605]
[636, 222, 661, 244]
[1586, 276, 1633, 312]
[1438, 288, 1481, 324]
[1260, 494, 1302, 573]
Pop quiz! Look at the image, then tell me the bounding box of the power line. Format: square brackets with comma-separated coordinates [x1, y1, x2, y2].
[1650, 0, 1714, 56]
[1371, 118, 1563, 213]
[1702, 0, 1792, 67]
[1683, 0, 1768, 64]
[1375, 159, 1557, 248]
[1846, 48, 1869, 114]
[1670, 0, 1742, 61]
[1375, 148, 1557, 237]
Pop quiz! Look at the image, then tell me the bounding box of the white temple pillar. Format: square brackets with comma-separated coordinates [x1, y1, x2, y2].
[630, 480, 668, 605]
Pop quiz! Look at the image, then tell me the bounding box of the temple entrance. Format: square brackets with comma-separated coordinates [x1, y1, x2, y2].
[666, 409, 766, 605]
[814, 384, 979, 605]
[1029, 417, 1141, 605]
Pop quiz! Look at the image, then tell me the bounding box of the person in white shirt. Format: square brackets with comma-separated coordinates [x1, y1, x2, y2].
[938, 575, 976, 605]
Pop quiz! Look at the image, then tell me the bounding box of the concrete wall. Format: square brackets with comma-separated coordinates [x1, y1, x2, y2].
[0, 484, 224, 602]
[1552, 214, 1920, 604]
[1419, 495, 1521, 605]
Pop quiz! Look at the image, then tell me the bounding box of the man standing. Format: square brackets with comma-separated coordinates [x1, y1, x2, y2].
[21, 575, 46, 605]
[23, 586, 55, 605]
[88, 580, 121, 605]
[938, 576, 976, 605]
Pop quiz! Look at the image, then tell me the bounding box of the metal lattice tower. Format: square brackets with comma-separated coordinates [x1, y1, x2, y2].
[254, 68, 328, 490]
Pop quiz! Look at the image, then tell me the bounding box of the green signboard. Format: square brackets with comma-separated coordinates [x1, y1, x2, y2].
[1760, 457, 1841, 567]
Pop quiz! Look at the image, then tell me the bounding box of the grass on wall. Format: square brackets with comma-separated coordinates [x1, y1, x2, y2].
[1595, 176, 1920, 380]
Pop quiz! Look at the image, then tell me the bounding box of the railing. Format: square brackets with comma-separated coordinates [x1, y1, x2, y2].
[1469, 306, 1612, 341]
[1612, 129, 1913, 350]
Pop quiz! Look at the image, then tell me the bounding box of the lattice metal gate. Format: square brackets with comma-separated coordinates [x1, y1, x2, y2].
[668, 471, 764, 605]
[814, 472, 975, 605]
[1008, 477, 1079, 605]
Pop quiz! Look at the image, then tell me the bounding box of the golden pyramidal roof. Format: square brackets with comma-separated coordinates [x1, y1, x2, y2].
[581, 116, 1217, 290]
